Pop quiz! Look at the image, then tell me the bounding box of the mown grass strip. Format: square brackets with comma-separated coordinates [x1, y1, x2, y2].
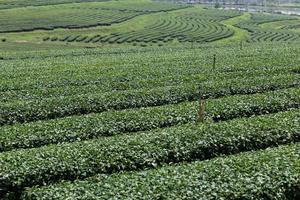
[0, 109, 299, 196]
[0, 87, 299, 152]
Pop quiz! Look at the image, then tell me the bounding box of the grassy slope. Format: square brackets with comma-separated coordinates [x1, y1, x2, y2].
[215, 12, 251, 44]
[1, 2, 300, 49]
[0, 0, 112, 9]
[0, 6, 193, 48]
[260, 18, 300, 33]
[0, 3, 299, 197]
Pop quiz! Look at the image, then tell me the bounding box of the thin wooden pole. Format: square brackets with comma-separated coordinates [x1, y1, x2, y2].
[198, 99, 206, 123]
[213, 54, 216, 70]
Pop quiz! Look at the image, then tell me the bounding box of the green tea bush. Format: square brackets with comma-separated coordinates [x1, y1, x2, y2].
[0, 110, 299, 196]
[22, 143, 300, 200]
[0, 87, 299, 151]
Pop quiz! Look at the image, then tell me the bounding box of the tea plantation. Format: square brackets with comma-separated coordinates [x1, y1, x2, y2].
[0, 0, 299, 199]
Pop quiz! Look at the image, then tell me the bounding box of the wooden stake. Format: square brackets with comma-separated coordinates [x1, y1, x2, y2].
[213, 54, 216, 70]
[198, 99, 206, 123]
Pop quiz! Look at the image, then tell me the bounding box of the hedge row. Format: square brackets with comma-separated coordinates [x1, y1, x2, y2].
[0, 87, 299, 152]
[2, 43, 299, 95]
[0, 1, 186, 33]
[0, 0, 111, 10]
[250, 30, 300, 43]
[0, 109, 299, 196]
[0, 67, 271, 99]
[1, 67, 295, 101]
[46, 8, 241, 44]
[236, 12, 300, 43]
[0, 74, 299, 125]
[21, 142, 300, 200]
[49, 12, 235, 44]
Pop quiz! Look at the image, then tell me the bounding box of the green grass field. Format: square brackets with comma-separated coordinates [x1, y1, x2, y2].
[0, 0, 300, 199]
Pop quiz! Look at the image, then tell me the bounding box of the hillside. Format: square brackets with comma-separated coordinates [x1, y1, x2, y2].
[0, 0, 299, 199]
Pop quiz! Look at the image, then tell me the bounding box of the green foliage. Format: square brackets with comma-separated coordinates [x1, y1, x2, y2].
[0, 1, 185, 33]
[22, 143, 300, 200]
[215, 2, 221, 8]
[0, 74, 299, 126]
[1, 42, 299, 126]
[236, 13, 300, 43]
[0, 110, 299, 197]
[0, 0, 111, 10]
[250, 13, 296, 24]
[0, 87, 299, 152]
[47, 8, 240, 44]
[0, 5, 299, 198]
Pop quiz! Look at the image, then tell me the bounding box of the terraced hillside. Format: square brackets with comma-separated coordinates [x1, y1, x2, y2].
[44, 8, 240, 44]
[1, 0, 300, 47]
[0, 0, 185, 33]
[0, 0, 112, 9]
[0, 0, 300, 199]
[0, 41, 300, 199]
[237, 13, 300, 42]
